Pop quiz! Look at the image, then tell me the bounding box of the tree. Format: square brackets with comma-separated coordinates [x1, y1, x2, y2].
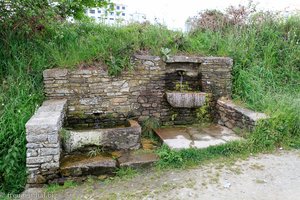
[0, 0, 113, 35]
[55, 0, 114, 19]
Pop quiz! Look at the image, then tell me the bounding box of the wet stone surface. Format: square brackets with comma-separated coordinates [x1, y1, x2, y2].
[59, 138, 159, 178]
[154, 124, 242, 150]
[60, 154, 117, 177]
[118, 151, 159, 168]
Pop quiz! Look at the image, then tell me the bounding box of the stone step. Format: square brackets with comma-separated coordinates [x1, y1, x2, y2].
[60, 150, 159, 177]
[154, 124, 242, 150]
[60, 154, 117, 177]
[118, 151, 159, 168]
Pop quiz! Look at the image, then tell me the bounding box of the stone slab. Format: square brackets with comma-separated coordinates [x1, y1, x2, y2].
[166, 56, 203, 63]
[154, 124, 242, 150]
[118, 151, 159, 168]
[26, 99, 67, 134]
[60, 154, 116, 177]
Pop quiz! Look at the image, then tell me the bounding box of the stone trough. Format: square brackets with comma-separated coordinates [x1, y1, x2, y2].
[63, 120, 141, 153]
[166, 92, 207, 108]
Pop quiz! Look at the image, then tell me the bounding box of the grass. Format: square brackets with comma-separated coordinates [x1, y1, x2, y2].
[46, 180, 77, 193]
[0, 11, 300, 194]
[114, 167, 139, 180]
[156, 141, 250, 169]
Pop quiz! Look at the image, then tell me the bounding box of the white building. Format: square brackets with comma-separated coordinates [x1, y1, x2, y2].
[128, 12, 147, 23]
[85, 3, 128, 25]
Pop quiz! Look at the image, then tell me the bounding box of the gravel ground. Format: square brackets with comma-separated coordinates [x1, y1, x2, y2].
[19, 150, 300, 200]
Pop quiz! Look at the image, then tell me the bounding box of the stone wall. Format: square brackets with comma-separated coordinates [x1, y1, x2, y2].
[43, 55, 233, 126]
[166, 56, 232, 97]
[216, 97, 268, 131]
[25, 99, 67, 186]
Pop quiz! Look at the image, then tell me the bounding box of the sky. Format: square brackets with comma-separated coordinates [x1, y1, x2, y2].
[116, 0, 300, 30]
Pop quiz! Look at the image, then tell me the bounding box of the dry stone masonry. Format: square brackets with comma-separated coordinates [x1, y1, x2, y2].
[43, 55, 233, 126]
[26, 99, 67, 186]
[25, 55, 268, 186]
[216, 97, 268, 131]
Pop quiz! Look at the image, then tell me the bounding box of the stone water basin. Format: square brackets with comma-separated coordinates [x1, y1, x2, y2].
[62, 120, 141, 153]
[166, 92, 207, 108]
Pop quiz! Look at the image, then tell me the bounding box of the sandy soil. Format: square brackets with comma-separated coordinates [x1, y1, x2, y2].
[20, 150, 300, 200]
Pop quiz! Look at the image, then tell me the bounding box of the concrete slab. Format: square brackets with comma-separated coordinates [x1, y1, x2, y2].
[154, 124, 242, 150]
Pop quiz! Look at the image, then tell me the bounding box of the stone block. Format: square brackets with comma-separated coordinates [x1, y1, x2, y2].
[43, 69, 68, 78]
[27, 149, 38, 157]
[48, 135, 59, 144]
[26, 135, 48, 143]
[60, 154, 116, 177]
[26, 143, 43, 148]
[27, 156, 53, 164]
[41, 162, 59, 169]
[40, 148, 59, 156]
[111, 97, 127, 103]
[138, 96, 147, 103]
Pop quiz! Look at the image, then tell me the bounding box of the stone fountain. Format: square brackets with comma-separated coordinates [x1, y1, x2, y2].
[25, 55, 268, 186]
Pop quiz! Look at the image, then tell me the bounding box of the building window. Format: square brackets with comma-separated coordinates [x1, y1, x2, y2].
[122, 13, 125, 16]
[122, 6, 125, 10]
[98, 10, 101, 13]
[117, 6, 120, 10]
[109, 18, 114, 20]
[110, 12, 114, 16]
[90, 9, 95, 14]
[116, 12, 120, 16]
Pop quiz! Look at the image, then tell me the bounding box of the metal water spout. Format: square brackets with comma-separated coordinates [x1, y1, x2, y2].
[176, 69, 186, 92]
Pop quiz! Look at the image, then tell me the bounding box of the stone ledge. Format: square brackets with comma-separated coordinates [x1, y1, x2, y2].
[216, 97, 268, 131]
[43, 69, 68, 78]
[26, 99, 67, 134]
[217, 98, 268, 122]
[166, 56, 232, 65]
[166, 56, 203, 63]
[133, 54, 161, 61]
[202, 57, 233, 65]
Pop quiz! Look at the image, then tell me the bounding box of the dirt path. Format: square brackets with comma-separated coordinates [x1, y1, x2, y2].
[20, 150, 300, 200]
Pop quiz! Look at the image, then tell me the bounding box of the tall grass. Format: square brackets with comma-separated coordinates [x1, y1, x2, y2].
[0, 13, 300, 194]
[0, 22, 181, 194]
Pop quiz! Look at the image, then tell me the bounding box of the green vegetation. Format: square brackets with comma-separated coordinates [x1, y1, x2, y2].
[46, 180, 77, 193]
[196, 93, 212, 123]
[156, 141, 248, 169]
[141, 117, 161, 139]
[0, 2, 299, 194]
[114, 167, 139, 180]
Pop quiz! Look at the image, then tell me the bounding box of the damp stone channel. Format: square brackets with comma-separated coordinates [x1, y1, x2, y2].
[25, 55, 268, 186]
